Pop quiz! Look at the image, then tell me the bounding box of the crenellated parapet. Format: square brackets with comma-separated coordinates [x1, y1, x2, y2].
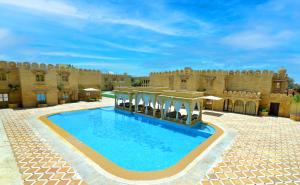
[0, 61, 101, 73]
[272, 68, 288, 80]
[150, 67, 274, 77]
[223, 90, 261, 100]
[0, 61, 18, 70]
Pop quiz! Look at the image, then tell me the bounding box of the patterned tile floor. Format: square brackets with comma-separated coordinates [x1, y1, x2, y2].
[0, 100, 115, 185]
[1, 108, 89, 185]
[1, 98, 300, 185]
[200, 113, 300, 185]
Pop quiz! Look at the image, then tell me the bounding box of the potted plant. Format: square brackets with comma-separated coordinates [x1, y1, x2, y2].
[57, 82, 66, 104]
[8, 84, 20, 108]
[290, 95, 300, 121]
[259, 108, 269, 116]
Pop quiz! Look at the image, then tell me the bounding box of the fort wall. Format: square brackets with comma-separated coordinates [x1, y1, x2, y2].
[0, 61, 107, 107]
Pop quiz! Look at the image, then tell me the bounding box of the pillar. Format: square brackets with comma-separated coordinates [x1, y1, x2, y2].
[123, 97, 125, 109]
[186, 103, 193, 125]
[114, 93, 117, 107]
[129, 94, 132, 112]
[232, 99, 235, 112]
[160, 99, 164, 119]
[198, 101, 202, 121]
[153, 95, 157, 117]
[135, 93, 138, 112]
[256, 101, 259, 115]
[243, 101, 246, 114]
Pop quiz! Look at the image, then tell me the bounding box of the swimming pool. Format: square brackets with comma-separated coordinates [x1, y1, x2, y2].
[44, 106, 221, 179]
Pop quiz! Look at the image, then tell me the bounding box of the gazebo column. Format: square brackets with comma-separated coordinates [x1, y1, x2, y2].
[174, 100, 182, 121]
[161, 99, 165, 119]
[145, 94, 149, 115]
[143, 96, 145, 113]
[198, 101, 202, 121]
[186, 102, 193, 125]
[114, 93, 117, 107]
[153, 95, 157, 117]
[123, 98, 125, 109]
[135, 93, 138, 112]
[129, 94, 132, 112]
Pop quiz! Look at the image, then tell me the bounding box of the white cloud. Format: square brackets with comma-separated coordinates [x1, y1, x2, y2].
[40, 52, 121, 60]
[0, 0, 87, 18]
[0, 28, 9, 39]
[221, 30, 293, 49]
[73, 61, 143, 72]
[101, 40, 158, 54]
[0, 0, 209, 36]
[98, 18, 180, 36]
[0, 28, 19, 48]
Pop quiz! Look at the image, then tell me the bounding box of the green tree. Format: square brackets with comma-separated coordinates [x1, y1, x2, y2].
[292, 94, 300, 115]
[288, 77, 300, 90]
[131, 79, 142, 87]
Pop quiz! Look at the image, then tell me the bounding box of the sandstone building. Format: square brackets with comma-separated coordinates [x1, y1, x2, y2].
[0, 61, 294, 118]
[149, 67, 292, 117]
[0, 61, 125, 108]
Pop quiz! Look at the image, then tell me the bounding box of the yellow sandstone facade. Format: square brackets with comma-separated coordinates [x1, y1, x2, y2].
[0, 61, 106, 108]
[0, 61, 296, 118]
[149, 67, 292, 117]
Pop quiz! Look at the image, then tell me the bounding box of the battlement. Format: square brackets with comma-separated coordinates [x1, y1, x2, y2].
[273, 69, 288, 80]
[0, 61, 101, 72]
[223, 90, 262, 99]
[150, 68, 274, 77]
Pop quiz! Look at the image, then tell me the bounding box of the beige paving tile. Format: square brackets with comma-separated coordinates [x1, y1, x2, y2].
[1, 98, 300, 184]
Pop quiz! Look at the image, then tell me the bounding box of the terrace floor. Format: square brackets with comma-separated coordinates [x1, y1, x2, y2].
[0, 97, 300, 185]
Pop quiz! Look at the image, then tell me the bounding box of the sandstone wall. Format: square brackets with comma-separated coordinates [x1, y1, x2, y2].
[0, 62, 22, 105]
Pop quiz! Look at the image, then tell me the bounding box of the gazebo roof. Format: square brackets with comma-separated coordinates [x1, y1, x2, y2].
[83, 88, 100, 92]
[200, 95, 222, 101]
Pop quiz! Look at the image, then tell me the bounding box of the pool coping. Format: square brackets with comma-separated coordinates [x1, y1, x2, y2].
[38, 106, 224, 181]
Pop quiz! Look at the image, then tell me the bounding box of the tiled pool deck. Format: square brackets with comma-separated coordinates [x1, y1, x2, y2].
[1, 97, 300, 185]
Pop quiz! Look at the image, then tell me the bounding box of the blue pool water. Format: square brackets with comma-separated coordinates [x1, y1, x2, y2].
[48, 107, 215, 171]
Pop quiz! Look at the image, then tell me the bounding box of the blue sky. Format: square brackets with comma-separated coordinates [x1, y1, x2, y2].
[0, 0, 299, 82]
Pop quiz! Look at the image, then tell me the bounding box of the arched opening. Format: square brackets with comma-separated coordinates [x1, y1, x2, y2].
[234, 100, 244, 114]
[223, 99, 233, 112]
[154, 100, 161, 118]
[179, 103, 187, 122]
[245, 101, 257, 115]
[192, 102, 200, 123]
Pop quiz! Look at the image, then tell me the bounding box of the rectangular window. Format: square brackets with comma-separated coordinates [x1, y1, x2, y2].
[36, 74, 45, 82]
[0, 94, 8, 102]
[37, 94, 46, 104]
[276, 82, 280, 88]
[0, 73, 7, 81]
[61, 74, 69, 82]
[63, 94, 69, 100]
[181, 79, 187, 83]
